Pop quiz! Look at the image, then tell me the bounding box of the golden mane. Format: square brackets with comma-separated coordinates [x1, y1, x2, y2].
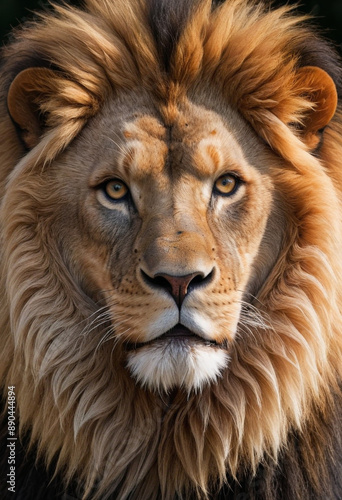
[1, 1, 342, 499]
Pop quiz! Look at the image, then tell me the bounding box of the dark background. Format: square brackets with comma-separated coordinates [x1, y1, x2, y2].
[1, 0, 342, 50]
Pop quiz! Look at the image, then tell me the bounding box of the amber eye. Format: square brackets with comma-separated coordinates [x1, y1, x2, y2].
[103, 179, 128, 201]
[214, 174, 239, 196]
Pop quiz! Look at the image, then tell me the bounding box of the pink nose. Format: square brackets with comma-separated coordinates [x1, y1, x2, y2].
[141, 270, 213, 307]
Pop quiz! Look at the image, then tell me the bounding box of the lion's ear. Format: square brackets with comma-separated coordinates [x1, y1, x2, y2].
[8, 68, 60, 149]
[294, 66, 338, 149]
[7, 67, 99, 150]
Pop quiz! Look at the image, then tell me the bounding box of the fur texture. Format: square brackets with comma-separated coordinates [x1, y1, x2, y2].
[1, 1, 342, 499]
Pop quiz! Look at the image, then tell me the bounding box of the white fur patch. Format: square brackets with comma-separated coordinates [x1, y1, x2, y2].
[180, 309, 217, 340]
[126, 340, 229, 394]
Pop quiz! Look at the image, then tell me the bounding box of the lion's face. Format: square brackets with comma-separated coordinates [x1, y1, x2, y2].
[48, 93, 281, 392]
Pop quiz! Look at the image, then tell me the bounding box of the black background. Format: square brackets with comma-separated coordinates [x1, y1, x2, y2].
[1, 1, 342, 50]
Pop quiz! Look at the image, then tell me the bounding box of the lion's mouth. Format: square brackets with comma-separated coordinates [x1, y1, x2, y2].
[125, 323, 219, 351]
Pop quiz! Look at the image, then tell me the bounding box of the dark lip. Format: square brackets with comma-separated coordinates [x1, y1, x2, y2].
[160, 324, 198, 339]
[125, 323, 218, 351]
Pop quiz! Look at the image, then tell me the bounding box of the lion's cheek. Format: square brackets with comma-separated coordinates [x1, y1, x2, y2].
[107, 297, 179, 342]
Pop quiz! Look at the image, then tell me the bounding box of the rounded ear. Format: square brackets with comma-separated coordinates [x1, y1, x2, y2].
[7, 67, 99, 150]
[8, 68, 56, 149]
[294, 66, 338, 149]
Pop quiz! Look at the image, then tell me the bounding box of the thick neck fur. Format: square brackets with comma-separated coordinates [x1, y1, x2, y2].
[0, 208, 341, 498]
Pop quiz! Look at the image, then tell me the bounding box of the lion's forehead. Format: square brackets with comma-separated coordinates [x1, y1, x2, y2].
[117, 103, 250, 182]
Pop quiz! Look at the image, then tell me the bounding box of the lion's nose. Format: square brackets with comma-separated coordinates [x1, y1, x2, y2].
[141, 270, 214, 307]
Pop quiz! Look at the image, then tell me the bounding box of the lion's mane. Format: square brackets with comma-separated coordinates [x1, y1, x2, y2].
[1, 1, 342, 499]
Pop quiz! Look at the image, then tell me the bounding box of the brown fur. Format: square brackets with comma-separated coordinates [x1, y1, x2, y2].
[1, 1, 342, 499]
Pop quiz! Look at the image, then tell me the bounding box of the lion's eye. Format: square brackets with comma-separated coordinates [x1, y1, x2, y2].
[214, 174, 239, 196]
[103, 179, 128, 201]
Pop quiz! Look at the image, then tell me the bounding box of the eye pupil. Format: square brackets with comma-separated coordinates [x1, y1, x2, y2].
[222, 179, 231, 186]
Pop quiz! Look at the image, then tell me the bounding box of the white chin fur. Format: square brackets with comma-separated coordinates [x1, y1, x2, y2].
[126, 340, 229, 394]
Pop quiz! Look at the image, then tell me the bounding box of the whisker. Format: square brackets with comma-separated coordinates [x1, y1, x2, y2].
[80, 311, 112, 337]
[238, 298, 273, 332]
[95, 319, 132, 351]
[102, 133, 132, 157]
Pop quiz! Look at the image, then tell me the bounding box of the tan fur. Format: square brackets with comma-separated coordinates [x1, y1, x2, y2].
[1, 1, 342, 499]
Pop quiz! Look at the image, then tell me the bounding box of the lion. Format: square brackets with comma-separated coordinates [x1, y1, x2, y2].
[1, 0, 342, 498]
